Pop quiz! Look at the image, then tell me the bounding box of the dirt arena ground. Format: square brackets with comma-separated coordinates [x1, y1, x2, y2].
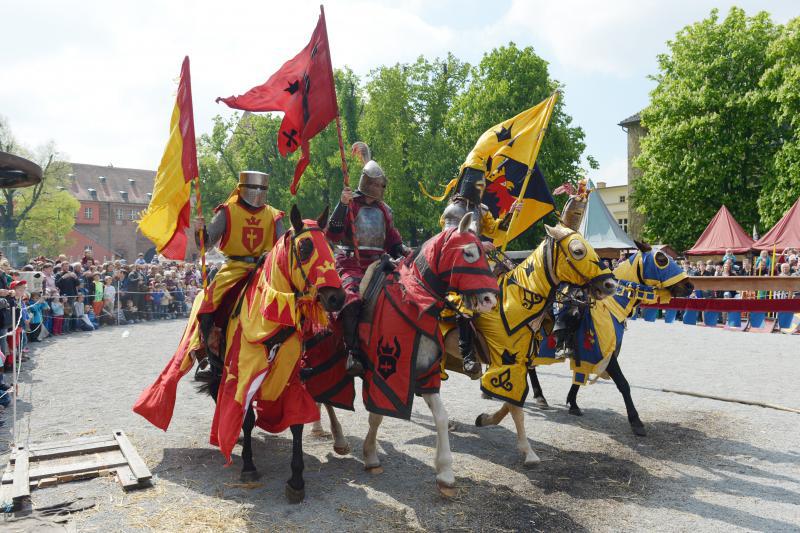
[1, 318, 798, 532]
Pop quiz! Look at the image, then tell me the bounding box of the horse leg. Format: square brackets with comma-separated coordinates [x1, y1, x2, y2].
[310, 403, 328, 438]
[324, 403, 350, 455]
[566, 383, 583, 416]
[606, 357, 646, 436]
[528, 367, 549, 408]
[422, 393, 456, 497]
[240, 405, 260, 481]
[508, 404, 540, 466]
[363, 412, 384, 474]
[285, 424, 306, 503]
[475, 402, 510, 427]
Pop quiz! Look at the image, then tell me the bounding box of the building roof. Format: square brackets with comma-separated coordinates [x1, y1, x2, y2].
[617, 112, 641, 127]
[685, 205, 754, 255]
[753, 195, 800, 252]
[579, 180, 637, 251]
[68, 163, 155, 204]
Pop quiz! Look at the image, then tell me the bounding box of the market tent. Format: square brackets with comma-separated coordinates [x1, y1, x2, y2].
[753, 195, 800, 252]
[578, 181, 636, 258]
[685, 205, 753, 255]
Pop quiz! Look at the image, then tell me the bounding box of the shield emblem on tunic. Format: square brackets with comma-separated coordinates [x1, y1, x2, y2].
[376, 336, 401, 380]
[242, 225, 264, 253]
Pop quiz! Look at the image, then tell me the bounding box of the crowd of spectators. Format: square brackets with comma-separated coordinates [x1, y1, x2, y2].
[0, 248, 216, 427]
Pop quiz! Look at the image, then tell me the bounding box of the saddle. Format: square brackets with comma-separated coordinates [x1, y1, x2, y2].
[358, 254, 397, 323]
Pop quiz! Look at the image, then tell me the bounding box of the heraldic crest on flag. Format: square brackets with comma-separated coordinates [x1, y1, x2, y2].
[217, 9, 338, 194]
[421, 93, 558, 245]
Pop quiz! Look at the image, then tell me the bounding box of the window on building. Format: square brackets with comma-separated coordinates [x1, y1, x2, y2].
[129, 209, 138, 220]
[116, 208, 124, 221]
[618, 218, 629, 233]
[84, 207, 93, 220]
[619, 195, 626, 203]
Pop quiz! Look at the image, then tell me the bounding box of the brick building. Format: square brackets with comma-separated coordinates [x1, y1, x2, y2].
[63, 163, 197, 262]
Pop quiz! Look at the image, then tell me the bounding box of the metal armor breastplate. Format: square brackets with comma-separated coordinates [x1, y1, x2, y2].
[443, 199, 482, 235]
[352, 205, 386, 250]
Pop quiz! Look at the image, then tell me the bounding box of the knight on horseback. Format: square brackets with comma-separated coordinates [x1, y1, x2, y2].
[549, 181, 590, 360]
[193, 171, 284, 378]
[440, 166, 522, 376]
[326, 142, 407, 377]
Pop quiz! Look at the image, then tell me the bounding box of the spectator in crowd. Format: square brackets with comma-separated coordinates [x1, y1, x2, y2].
[26, 291, 49, 342]
[755, 250, 772, 275]
[73, 294, 94, 331]
[42, 263, 58, 301]
[92, 274, 104, 318]
[722, 248, 737, 265]
[50, 297, 64, 335]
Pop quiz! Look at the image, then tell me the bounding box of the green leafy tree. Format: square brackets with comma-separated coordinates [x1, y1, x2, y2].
[758, 16, 800, 226]
[0, 117, 79, 252]
[635, 8, 780, 250]
[361, 54, 470, 245]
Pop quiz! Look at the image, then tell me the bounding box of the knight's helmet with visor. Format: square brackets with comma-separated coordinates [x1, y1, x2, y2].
[238, 171, 269, 208]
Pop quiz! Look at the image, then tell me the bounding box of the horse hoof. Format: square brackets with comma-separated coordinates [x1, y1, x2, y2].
[436, 480, 457, 499]
[240, 469, 260, 482]
[630, 421, 647, 437]
[475, 414, 487, 427]
[310, 427, 331, 439]
[524, 456, 541, 468]
[333, 444, 351, 456]
[448, 420, 459, 432]
[568, 405, 583, 416]
[533, 396, 550, 409]
[365, 464, 384, 475]
[285, 483, 305, 504]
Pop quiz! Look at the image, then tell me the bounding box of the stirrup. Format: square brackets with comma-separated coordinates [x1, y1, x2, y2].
[345, 350, 365, 377]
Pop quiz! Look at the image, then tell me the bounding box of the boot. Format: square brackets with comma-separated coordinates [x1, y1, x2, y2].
[195, 313, 218, 381]
[554, 330, 576, 359]
[342, 302, 365, 377]
[459, 317, 481, 378]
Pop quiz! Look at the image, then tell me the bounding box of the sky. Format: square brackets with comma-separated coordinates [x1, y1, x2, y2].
[1, 0, 797, 187]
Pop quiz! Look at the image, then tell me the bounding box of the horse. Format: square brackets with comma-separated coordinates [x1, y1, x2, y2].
[304, 212, 499, 497]
[136, 205, 345, 504]
[530, 246, 694, 436]
[442, 223, 618, 466]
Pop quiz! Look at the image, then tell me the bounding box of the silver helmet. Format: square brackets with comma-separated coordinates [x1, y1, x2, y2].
[352, 141, 387, 201]
[238, 171, 269, 208]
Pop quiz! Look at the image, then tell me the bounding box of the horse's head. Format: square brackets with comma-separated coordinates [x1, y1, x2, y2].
[615, 246, 694, 299]
[417, 213, 499, 313]
[544, 224, 617, 299]
[286, 205, 346, 313]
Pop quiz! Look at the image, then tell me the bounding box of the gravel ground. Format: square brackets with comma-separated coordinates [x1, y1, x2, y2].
[1, 318, 798, 532]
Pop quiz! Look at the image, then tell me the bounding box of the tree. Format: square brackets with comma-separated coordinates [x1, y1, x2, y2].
[361, 54, 470, 244]
[0, 117, 78, 249]
[447, 43, 589, 249]
[758, 16, 800, 226]
[635, 8, 780, 250]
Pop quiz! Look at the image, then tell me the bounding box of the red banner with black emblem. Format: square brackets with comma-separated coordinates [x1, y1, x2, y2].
[216, 8, 338, 194]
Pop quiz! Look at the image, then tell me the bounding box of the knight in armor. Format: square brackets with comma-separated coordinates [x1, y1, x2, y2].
[326, 142, 406, 376]
[550, 183, 590, 359]
[440, 167, 521, 375]
[194, 171, 284, 377]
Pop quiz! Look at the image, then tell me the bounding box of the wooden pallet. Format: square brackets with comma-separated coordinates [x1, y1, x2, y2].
[1, 430, 152, 509]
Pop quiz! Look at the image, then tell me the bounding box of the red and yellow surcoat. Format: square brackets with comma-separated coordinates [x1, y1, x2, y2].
[198, 194, 283, 315]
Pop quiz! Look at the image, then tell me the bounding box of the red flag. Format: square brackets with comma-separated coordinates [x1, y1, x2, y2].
[217, 9, 338, 194]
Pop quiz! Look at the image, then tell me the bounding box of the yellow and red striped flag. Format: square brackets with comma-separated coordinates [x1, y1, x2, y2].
[139, 56, 198, 259]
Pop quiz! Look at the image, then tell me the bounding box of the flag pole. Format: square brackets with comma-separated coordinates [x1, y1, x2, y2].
[194, 176, 208, 290]
[321, 4, 360, 261]
[501, 91, 559, 251]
